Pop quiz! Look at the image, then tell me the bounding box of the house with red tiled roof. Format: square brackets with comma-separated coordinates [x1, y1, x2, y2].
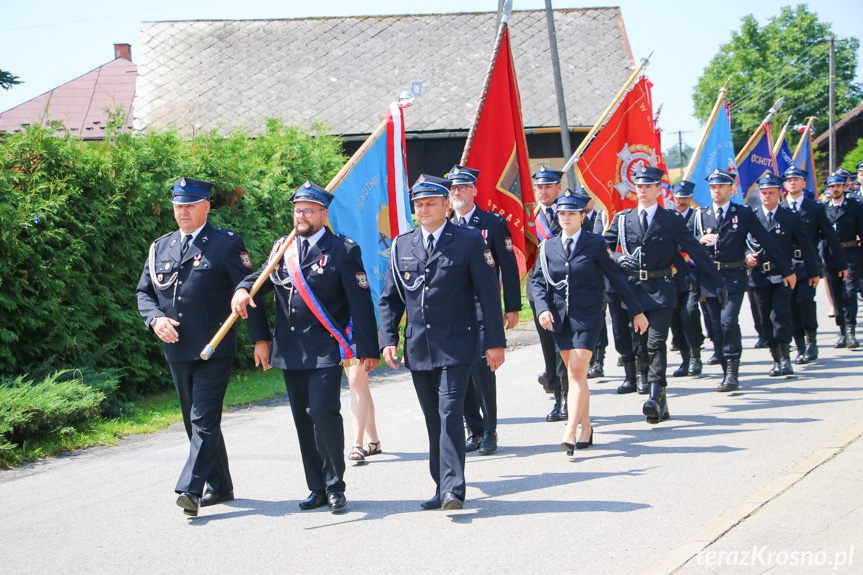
[0, 44, 136, 140]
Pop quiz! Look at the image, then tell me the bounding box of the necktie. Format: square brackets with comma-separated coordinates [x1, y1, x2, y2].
[546, 207, 554, 223]
[301, 239, 310, 262]
[565, 237, 573, 258]
[180, 234, 192, 258]
[640, 209, 649, 235]
[716, 207, 724, 228]
[790, 201, 798, 213]
[767, 211, 774, 225]
[426, 235, 435, 258]
[459, 216, 466, 226]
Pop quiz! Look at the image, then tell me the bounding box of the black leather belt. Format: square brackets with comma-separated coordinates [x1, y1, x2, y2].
[714, 260, 747, 270]
[840, 240, 859, 248]
[627, 268, 674, 280]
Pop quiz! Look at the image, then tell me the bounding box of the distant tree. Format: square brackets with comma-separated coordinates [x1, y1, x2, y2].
[0, 69, 22, 90]
[693, 4, 861, 152]
[841, 138, 863, 174]
[663, 143, 695, 170]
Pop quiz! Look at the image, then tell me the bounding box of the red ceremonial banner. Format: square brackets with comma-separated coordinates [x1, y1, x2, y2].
[576, 77, 665, 223]
[464, 27, 536, 277]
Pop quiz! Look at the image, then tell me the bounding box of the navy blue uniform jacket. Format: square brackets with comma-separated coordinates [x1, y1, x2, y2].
[780, 197, 847, 271]
[378, 221, 506, 371]
[747, 206, 819, 288]
[237, 228, 378, 370]
[531, 232, 644, 332]
[688, 203, 792, 295]
[136, 222, 270, 363]
[822, 198, 863, 268]
[604, 207, 725, 311]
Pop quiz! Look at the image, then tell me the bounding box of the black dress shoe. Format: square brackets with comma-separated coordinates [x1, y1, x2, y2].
[298, 491, 327, 510]
[201, 490, 234, 507]
[420, 493, 441, 509]
[442, 492, 463, 511]
[478, 431, 497, 455]
[753, 337, 768, 349]
[176, 492, 200, 517]
[706, 352, 721, 365]
[465, 434, 481, 452]
[328, 492, 347, 513]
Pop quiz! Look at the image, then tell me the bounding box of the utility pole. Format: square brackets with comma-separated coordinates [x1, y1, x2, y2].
[678, 131, 685, 170]
[544, 0, 576, 186]
[829, 36, 836, 172]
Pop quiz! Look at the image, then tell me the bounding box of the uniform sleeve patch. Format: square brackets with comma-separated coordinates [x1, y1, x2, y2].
[504, 237, 513, 251]
[484, 249, 495, 267]
[356, 272, 369, 289]
[240, 252, 253, 268]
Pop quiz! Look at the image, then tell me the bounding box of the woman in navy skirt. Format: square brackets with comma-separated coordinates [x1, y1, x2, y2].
[532, 189, 648, 454]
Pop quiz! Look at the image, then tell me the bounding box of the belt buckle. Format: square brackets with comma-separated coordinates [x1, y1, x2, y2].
[794, 249, 802, 258]
[639, 269, 649, 281]
[715, 261, 723, 270]
[762, 262, 772, 272]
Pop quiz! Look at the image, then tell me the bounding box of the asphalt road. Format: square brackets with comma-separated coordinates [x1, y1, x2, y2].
[1, 290, 861, 575]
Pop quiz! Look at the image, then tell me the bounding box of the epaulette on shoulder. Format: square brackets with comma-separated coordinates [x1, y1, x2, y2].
[214, 227, 237, 237]
[335, 233, 357, 246]
[156, 230, 174, 241]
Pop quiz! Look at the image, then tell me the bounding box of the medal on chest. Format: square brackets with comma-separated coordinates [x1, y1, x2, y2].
[732, 215, 738, 230]
[193, 254, 201, 267]
[317, 254, 328, 274]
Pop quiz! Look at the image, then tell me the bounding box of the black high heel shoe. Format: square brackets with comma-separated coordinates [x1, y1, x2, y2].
[575, 428, 593, 450]
[560, 442, 575, 456]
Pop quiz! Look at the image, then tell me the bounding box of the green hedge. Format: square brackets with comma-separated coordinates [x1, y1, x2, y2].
[0, 118, 345, 396]
[0, 370, 105, 448]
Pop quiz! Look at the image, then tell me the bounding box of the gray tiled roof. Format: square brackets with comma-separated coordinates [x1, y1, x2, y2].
[134, 9, 634, 136]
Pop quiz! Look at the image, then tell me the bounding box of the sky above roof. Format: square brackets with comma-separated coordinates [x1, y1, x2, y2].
[1, 0, 860, 148]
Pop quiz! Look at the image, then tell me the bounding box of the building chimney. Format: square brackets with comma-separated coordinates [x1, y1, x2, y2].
[114, 43, 132, 61]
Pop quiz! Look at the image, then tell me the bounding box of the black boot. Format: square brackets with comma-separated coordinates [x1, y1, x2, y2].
[846, 325, 859, 349]
[707, 350, 721, 365]
[804, 330, 818, 362]
[688, 347, 703, 376]
[546, 389, 563, 422]
[587, 347, 604, 379]
[768, 344, 782, 377]
[717, 359, 728, 389]
[617, 360, 638, 394]
[793, 333, 808, 365]
[643, 383, 670, 424]
[835, 327, 847, 348]
[636, 357, 649, 394]
[559, 390, 568, 419]
[717, 357, 740, 392]
[754, 337, 768, 349]
[673, 347, 691, 377]
[779, 342, 794, 376]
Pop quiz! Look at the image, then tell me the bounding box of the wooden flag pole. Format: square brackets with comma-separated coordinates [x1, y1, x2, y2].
[735, 96, 785, 165]
[772, 116, 792, 157]
[461, 0, 512, 164]
[532, 51, 653, 216]
[560, 51, 653, 177]
[201, 87, 422, 360]
[682, 77, 731, 181]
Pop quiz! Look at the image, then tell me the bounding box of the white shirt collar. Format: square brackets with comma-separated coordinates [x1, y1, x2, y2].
[761, 205, 777, 218]
[179, 222, 206, 243]
[713, 200, 731, 214]
[561, 229, 582, 248]
[421, 222, 446, 246]
[455, 205, 477, 223]
[679, 207, 691, 219]
[301, 226, 326, 248]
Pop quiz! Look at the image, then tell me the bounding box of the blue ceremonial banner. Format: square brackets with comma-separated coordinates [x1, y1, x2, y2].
[327, 103, 413, 324]
[775, 138, 794, 177]
[691, 105, 737, 207]
[795, 130, 819, 195]
[736, 124, 777, 203]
